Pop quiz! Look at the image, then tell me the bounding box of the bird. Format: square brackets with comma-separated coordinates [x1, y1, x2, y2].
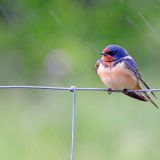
[96, 44, 158, 108]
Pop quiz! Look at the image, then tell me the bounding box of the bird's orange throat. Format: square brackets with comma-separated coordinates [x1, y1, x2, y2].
[101, 55, 115, 67]
[102, 61, 114, 67]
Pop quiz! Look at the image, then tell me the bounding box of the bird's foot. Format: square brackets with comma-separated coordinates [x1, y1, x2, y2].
[122, 88, 128, 94]
[107, 88, 113, 94]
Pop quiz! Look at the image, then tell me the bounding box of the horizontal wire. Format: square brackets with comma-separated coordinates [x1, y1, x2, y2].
[0, 86, 71, 90]
[77, 88, 160, 93]
[0, 85, 159, 93]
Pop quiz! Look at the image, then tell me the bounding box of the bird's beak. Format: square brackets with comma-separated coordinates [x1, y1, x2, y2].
[100, 52, 107, 56]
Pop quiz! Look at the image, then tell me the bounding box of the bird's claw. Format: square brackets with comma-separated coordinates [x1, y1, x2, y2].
[123, 88, 128, 94]
[107, 88, 112, 94]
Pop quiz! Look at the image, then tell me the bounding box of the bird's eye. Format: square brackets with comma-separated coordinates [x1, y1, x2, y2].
[108, 51, 116, 56]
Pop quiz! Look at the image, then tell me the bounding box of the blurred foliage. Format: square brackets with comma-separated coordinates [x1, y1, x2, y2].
[0, 0, 160, 83]
[0, 0, 160, 160]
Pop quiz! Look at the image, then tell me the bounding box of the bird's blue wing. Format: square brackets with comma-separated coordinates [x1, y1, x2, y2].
[115, 57, 156, 98]
[115, 57, 157, 107]
[114, 57, 138, 76]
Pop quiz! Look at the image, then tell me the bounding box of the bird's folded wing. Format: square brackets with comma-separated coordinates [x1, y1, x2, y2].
[122, 57, 156, 98]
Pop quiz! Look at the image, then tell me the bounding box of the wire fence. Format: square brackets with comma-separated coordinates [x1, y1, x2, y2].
[0, 85, 160, 92]
[0, 85, 159, 160]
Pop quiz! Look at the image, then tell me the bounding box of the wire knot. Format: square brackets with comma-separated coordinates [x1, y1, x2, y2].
[70, 86, 76, 92]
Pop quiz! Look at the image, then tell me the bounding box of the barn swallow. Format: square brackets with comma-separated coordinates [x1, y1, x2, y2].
[96, 44, 158, 108]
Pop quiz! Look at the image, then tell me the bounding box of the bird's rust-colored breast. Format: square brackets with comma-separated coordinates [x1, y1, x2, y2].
[97, 62, 138, 90]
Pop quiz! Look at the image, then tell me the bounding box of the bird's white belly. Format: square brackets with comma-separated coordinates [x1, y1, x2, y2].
[97, 62, 138, 90]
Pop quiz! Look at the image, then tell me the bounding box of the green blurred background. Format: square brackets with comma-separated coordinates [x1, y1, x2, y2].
[0, 0, 160, 159]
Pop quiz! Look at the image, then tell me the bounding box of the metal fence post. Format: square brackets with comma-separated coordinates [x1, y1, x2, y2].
[70, 86, 76, 160]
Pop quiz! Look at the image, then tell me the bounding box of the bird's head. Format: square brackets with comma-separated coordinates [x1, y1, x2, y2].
[100, 45, 129, 62]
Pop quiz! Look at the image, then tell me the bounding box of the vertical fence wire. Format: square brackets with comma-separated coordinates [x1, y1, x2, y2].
[70, 86, 76, 160]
